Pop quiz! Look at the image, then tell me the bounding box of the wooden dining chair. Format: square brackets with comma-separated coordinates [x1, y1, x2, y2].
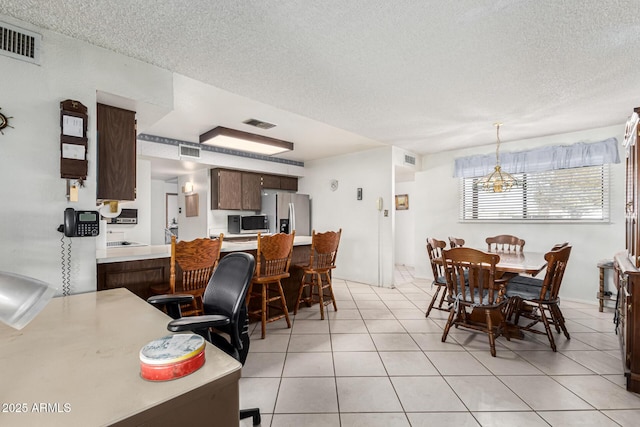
[486, 234, 525, 252]
[505, 245, 572, 351]
[425, 238, 449, 318]
[448, 237, 465, 248]
[294, 229, 341, 320]
[247, 232, 295, 339]
[441, 247, 507, 357]
[149, 234, 224, 316]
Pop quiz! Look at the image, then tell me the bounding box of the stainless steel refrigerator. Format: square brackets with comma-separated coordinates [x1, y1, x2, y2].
[261, 191, 311, 236]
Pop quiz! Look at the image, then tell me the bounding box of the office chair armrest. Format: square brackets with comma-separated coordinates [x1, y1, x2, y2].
[167, 315, 231, 332]
[147, 294, 194, 305]
[147, 294, 195, 320]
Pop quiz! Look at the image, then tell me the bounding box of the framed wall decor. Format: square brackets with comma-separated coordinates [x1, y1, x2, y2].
[395, 194, 409, 210]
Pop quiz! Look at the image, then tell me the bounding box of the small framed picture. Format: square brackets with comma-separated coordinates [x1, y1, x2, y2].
[395, 194, 409, 210]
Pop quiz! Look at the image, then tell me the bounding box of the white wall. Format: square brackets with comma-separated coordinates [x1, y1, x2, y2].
[394, 180, 416, 267]
[414, 125, 625, 304]
[0, 15, 173, 295]
[300, 147, 395, 287]
[176, 168, 210, 241]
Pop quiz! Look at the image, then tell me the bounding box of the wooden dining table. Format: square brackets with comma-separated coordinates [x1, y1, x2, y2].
[490, 250, 548, 277]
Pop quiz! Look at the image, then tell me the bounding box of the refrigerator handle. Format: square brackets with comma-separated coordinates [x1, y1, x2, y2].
[289, 202, 296, 234]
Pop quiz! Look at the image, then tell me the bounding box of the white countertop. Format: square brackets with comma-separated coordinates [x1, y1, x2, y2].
[0, 288, 241, 426]
[97, 235, 313, 264]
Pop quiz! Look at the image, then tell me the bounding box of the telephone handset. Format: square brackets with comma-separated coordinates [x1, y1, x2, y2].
[59, 208, 100, 237]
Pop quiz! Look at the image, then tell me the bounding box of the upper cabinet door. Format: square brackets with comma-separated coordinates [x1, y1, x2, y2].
[242, 172, 262, 210]
[97, 103, 137, 201]
[211, 169, 242, 210]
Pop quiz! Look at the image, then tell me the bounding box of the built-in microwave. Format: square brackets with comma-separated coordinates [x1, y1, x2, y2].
[228, 215, 269, 234]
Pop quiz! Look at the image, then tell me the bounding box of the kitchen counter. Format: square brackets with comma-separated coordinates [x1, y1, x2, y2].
[96, 235, 313, 264]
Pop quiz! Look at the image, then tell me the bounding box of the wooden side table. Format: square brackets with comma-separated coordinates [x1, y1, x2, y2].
[597, 259, 615, 312]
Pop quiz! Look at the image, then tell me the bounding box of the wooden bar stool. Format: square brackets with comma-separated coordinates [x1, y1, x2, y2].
[247, 232, 295, 339]
[149, 234, 223, 316]
[294, 229, 341, 320]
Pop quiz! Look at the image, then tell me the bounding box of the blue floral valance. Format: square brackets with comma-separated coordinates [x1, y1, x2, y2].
[454, 137, 620, 178]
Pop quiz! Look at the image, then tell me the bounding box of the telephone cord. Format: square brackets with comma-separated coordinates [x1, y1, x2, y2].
[60, 235, 71, 296]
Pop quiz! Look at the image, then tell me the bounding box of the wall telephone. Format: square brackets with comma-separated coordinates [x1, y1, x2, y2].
[58, 208, 100, 237]
[376, 197, 383, 211]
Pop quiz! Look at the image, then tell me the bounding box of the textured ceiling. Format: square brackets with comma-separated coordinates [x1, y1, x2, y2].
[2, 0, 640, 166]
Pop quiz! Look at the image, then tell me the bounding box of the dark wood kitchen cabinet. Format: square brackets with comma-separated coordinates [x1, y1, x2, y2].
[614, 105, 640, 393]
[211, 168, 243, 209]
[97, 258, 170, 300]
[97, 103, 136, 201]
[242, 172, 262, 210]
[260, 173, 298, 191]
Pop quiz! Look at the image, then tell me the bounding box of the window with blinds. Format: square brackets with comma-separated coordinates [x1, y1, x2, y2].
[460, 165, 609, 222]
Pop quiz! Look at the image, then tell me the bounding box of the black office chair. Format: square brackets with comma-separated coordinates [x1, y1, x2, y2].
[147, 252, 261, 425]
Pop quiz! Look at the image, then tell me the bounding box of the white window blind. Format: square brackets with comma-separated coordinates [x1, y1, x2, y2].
[460, 165, 609, 222]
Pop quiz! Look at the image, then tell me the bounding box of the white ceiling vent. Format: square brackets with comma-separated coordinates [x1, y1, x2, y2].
[0, 22, 41, 65]
[179, 144, 200, 159]
[404, 154, 416, 166]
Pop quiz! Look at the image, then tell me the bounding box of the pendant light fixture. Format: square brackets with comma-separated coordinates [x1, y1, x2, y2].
[476, 123, 518, 193]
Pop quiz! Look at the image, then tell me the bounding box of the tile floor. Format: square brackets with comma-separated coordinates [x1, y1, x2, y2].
[239, 265, 640, 426]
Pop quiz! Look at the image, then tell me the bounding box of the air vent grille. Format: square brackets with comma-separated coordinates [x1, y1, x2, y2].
[179, 144, 201, 159]
[243, 118, 276, 129]
[404, 154, 416, 165]
[0, 22, 41, 64]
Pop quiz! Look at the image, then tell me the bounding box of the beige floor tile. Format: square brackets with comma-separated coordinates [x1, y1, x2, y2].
[334, 299, 357, 309]
[248, 334, 290, 353]
[499, 375, 592, 410]
[359, 308, 395, 319]
[383, 299, 416, 309]
[379, 351, 439, 376]
[282, 352, 334, 377]
[364, 318, 406, 333]
[329, 318, 368, 333]
[336, 377, 403, 412]
[445, 376, 530, 411]
[274, 377, 338, 413]
[331, 333, 377, 352]
[240, 414, 271, 427]
[352, 292, 382, 301]
[537, 410, 620, 426]
[407, 412, 480, 427]
[389, 307, 429, 319]
[241, 352, 286, 377]
[271, 413, 339, 427]
[514, 350, 595, 375]
[552, 375, 640, 409]
[470, 350, 544, 375]
[340, 412, 409, 426]
[471, 411, 549, 426]
[287, 334, 332, 352]
[354, 300, 388, 309]
[239, 377, 280, 414]
[333, 351, 386, 376]
[371, 333, 420, 351]
[391, 376, 467, 412]
[325, 308, 362, 320]
[399, 318, 443, 333]
[411, 332, 465, 351]
[425, 351, 492, 376]
[238, 267, 637, 424]
[560, 350, 625, 375]
[571, 332, 620, 350]
[291, 319, 330, 334]
[601, 409, 640, 427]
